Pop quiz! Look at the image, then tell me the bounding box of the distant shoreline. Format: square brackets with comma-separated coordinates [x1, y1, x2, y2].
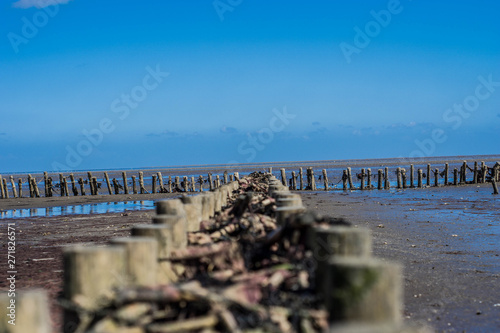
[2, 154, 499, 176]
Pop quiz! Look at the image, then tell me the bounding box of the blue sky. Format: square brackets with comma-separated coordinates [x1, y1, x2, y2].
[1, 0, 499, 172]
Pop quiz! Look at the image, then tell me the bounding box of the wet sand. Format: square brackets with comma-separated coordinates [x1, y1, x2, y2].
[1, 183, 499, 332]
[301, 184, 500, 332]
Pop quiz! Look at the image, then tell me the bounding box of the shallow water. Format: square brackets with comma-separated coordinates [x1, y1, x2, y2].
[0, 200, 155, 220]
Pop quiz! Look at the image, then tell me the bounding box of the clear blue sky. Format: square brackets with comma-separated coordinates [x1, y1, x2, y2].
[1, 0, 499, 172]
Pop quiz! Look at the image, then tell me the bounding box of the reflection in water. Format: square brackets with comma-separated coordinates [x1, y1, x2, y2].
[0, 200, 155, 219]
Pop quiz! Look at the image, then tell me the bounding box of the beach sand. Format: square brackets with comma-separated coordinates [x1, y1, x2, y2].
[0, 183, 499, 332]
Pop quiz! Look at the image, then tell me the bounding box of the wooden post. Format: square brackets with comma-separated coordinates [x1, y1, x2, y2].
[10, 176, 17, 198]
[2, 178, 9, 199]
[427, 164, 431, 187]
[462, 160, 467, 184]
[234, 172, 240, 180]
[175, 176, 181, 191]
[131, 175, 137, 194]
[156, 199, 186, 216]
[314, 226, 372, 293]
[78, 178, 85, 196]
[276, 194, 302, 208]
[268, 167, 272, 174]
[347, 167, 353, 189]
[182, 176, 188, 192]
[492, 179, 499, 195]
[434, 168, 439, 187]
[139, 171, 146, 194]
[27, 174, 33, 198]
[324, 257, 402, 325]
[200, 193, 215, 220]
[306, 168, 312, 189]
[18, 178, 23, 198]
[481, 161, 487, 183]
[63, 245, 126, 309]
[92, 177, 99, 195]
[223, 170, 228, 184]
[310, 168, 316, 190]
[157, 172, 164, 192]
[112, 178, 120, 194]
[453, 168, 458, 185]
[410, 164, 415, 188]
[122, 171, 129, 194]
[0, 289, 51, 333]
[168, 175, 172, 193]
[104, 172, 112, 195]
[366, 168, 372, 189]
[299, 167, 303, 190]
[401, 169, 407, 189]
[198, 175, 204, 192]
[181, 196, 203, 231]
[0, 175, 4, 199]
[33, 177, 40, 198]
[153, 214, 188, 249]
[418, 169, 423, 188]
[396, 167, 402, 189]
[473, 161, 478, 184]
[444, 163, 449, 185]
[87, 172, 94, 195]
[230, 175, 234, 182]
[384, 167, 389, 189]
[360, 168, 365, 190]
[43, 171, 49, 197]
[69, 173, 78, 196]
[152, 175, 157, 194]
[59, 173, 65, 196]
[110, 237, 158, 287]
[47, 177, 53, 197]
[63, 177, 69, 197]
[190, 176, 196, 192]
[281, 168, 287, 187]
[208, 173, 213, 191]
[291, 171, 297, 190]
[342, 170, 348, 191]
[322, 169, 328, 191]
[377, 169, 383, 190]
[491, 162, 499, 195]
[213, 188, 222, 213]
[131, 225, 174, 284]
[276, 205, 306, 226]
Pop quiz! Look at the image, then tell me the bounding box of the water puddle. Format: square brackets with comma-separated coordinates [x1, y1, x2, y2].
[0, 200, 155, 220]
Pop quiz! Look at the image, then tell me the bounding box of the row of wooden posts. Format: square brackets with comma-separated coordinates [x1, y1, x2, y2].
[0, 179, 241, 333]
[0, 170, 240, 199]
[273, 160, 500, 193]
[0, 173, 429, 332]
[1, 160, 498, 200]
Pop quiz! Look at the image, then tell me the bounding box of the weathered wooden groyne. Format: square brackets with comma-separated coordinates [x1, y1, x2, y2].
[1, 172, 433, 332]
[271, 160, 499, 194]
[0, 160, 498, 201]
[0, 170, 241, 199]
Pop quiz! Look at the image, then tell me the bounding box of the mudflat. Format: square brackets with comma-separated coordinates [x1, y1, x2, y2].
[301, 184, 500, 332]
[1, 183, 499, 332]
